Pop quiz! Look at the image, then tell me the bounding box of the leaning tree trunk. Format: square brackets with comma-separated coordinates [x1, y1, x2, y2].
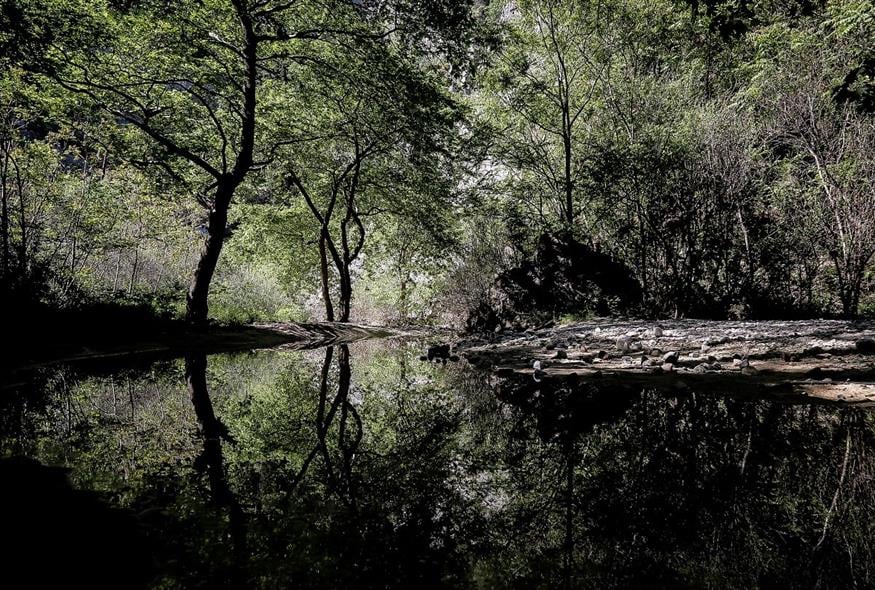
[186, 185, 233, 324]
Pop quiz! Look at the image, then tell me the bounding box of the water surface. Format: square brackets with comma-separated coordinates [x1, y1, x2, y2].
[1, 338, 873, 589]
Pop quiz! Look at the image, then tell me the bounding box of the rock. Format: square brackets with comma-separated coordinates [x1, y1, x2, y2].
[741, 366, 758, 375]
[648, 348, 663, 357]
[692, 363, 708, 374]
[554, 350, 567, 360]
[662, 351, 679, 364]
[616, 337, 631, 352]
[803, 345, 824, 356]
[856, 338, 875, 354]
[427, 344, 451, 361]
[652, 326, 663, 337]
[546, 343, 556, 350]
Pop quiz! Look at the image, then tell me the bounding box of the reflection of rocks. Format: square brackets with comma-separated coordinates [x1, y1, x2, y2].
[490, 372, 639, 442]
[419, 343, 460, 363]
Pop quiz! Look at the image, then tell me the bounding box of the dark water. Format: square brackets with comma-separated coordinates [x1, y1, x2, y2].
[1, 338, 874, 589]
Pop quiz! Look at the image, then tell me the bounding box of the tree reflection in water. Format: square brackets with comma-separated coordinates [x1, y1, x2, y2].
[1, 341, 874, 589]
[185, 352, 248, 588]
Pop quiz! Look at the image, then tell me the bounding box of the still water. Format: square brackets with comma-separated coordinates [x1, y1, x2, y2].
[1, 338, 873, 589]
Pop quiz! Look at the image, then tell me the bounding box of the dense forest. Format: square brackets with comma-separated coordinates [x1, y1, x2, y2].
[4, 3, 875, 586]
[2, 0, 875, 331]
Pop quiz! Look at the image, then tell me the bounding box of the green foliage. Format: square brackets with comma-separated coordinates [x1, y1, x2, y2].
[2, 0, 874, 324]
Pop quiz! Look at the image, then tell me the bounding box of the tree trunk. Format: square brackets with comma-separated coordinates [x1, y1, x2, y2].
[338, 263, 352, 322]
[319, 231, 335, 321]
[186, 185, 232, 324]
[833, 254, 863, 319]
[839, 276, 862, 319]
[398, 274, 409, 324]
[185, 3, 257, 325]
[0, 148, 9, 277]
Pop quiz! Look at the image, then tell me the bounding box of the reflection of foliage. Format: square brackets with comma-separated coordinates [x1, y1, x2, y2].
[3, 345, 875, 588]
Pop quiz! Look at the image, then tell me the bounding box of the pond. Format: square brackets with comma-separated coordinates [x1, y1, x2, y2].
[1, 337, 873, 589]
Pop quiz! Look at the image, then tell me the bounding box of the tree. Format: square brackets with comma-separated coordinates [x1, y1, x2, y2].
[778, 93, 875, 317]
[483, 0, 610, 234]
[33, 0, 386, 323]
[278, 40, 462, 322]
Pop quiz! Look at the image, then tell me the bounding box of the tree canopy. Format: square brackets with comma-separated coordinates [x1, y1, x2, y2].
[2, 0, 874, 325]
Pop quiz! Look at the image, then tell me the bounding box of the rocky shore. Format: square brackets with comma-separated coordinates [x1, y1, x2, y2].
[447, 319, 875, 407]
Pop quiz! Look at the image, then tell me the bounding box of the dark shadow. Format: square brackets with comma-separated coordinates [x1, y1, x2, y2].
[0, 456, 154, 589]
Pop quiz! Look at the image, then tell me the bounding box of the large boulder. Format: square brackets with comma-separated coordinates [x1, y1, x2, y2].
[467, 233, 641, 333]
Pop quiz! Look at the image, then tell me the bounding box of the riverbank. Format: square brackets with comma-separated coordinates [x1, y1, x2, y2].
[451, 319, 875, 407]
[3, 318, 397, 378]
